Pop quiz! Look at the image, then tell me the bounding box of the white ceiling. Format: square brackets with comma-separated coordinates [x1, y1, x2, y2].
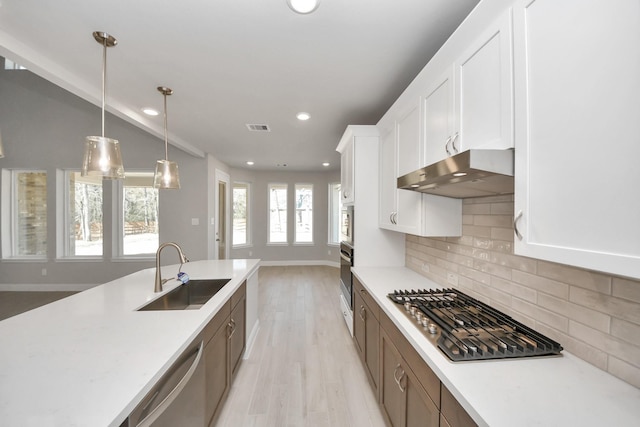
[0, 0, 479, 171]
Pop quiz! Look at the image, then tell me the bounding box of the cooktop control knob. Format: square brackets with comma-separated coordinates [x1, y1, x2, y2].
[409, 306, 417, 316]
[415, 313, 423, 323]
[427, 323, 437, 334]
[404, 302, 411, 312]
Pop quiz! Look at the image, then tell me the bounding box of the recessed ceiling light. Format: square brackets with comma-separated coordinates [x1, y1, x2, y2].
[296, 112, 310, 121]
[322, 162, 330, 167]
[453, 172, 467, 177]
[287, 0, 320, 14]
[142, 108, 159, 116]
[246, 161, 255, 166]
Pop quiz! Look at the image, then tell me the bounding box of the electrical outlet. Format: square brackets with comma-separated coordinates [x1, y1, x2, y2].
[328, 250, 332, 255]
[447, 272, 458, 286]
[249, 251, 252, 256]
[421, 262, 430, 273]
[191, 218, 199, 226]
[41, 268, 47, 276]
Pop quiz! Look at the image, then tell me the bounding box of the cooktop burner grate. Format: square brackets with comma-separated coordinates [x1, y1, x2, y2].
[388, 288, 563, 361]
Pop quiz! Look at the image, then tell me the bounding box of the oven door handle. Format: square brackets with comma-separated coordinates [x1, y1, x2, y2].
[340, 252, 352, 263]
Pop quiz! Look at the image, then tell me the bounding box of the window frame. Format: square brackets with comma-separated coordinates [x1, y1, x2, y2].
[56, 169, 104, 260]
[232, 182, 251, 248]
[112, 171, 159, 260]
[267, 183, 288, 245]
[294, 183, 314, 245]
[1, 169, 48, 260]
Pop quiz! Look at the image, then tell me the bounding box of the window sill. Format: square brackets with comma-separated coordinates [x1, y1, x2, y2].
[232, 244, 253, 249]
[1, 257, 47, 263]
[293, 242, 314, 246]
[112, 256, 155, 262]
[266, 243, 289, 247]
[56, 257, 104, 262]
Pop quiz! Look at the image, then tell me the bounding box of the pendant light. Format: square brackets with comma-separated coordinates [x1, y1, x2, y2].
[82, 31, 125, 179]
[153, 86, 180, 189]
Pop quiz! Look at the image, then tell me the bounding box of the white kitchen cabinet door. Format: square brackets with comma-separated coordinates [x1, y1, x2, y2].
[379, 125, 397, 229]
[396, 100, 421, 177]
[513, 0, 640, 279]
[339, 136, 355, 205]
[455, 8, 514, 153]
[422, 67, 455, 165]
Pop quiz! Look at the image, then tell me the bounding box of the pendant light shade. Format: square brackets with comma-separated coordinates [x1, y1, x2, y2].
[82, 31, 125, 179]
[153, 86, 180, 189]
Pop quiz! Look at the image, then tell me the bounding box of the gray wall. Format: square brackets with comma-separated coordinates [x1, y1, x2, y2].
[0, 59, 212, 287]
[229, 168, 340, 265]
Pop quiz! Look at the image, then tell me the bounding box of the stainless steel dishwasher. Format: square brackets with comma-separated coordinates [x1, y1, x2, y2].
[124, 340, 205, 427]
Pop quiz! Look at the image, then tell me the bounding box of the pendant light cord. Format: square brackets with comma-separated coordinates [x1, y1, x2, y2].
[163, 92, 169, 161]
[101, 37, 107, 137]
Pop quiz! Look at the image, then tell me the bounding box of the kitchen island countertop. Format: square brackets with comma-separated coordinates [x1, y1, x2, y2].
[0, 259, 260, 426]
[352, 266, 640, 427]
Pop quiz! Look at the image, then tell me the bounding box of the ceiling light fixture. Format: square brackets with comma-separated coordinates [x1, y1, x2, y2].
[153, 87, 181, 189]
[322, 162, 329, 167]
[296, 112, 311, 121]
[142, 108, 159, 116]
[246, 161, 255, 166]
[287, 0, 320, 14]
[82, 31, 124, 179]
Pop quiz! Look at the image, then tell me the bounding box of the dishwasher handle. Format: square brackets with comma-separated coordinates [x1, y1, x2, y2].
[136, 341, 204, 427]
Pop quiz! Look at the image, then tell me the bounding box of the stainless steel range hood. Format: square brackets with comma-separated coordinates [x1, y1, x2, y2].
[397, 149, 514, 198]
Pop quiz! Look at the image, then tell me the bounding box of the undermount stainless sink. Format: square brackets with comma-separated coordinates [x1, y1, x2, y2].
[137, 279, 231, 311]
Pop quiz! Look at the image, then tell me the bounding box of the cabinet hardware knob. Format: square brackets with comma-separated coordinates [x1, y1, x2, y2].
[445, 135, 453, 156]
[359, 305, 366, 321]
[514, 210, 523, 240]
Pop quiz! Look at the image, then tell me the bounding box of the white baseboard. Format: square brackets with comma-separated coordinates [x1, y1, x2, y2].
[0, 283, 98, 292]
[243, 320, 260, 360]
[259, 260, 339, 268]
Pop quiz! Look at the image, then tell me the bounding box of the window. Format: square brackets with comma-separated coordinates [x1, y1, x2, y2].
[62, 171, 103, 257]
[232, 182, 250, 246]
[328, 182, 341, 245]
[116, 172, 159, 256]
[1, 170, 47, 258]
[4, 58, 27, 71]
[295, 184, 313, 244]
[268, 183, 287, 244]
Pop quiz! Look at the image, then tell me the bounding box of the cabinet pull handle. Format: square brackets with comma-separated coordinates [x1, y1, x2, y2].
[445, 135, 453, 156]
[359, 305, 366, 321]
[393, 364, 406, 393]
[513, 210, 523, 241]
[227, 319, 236, 339]
[451, 132, 460, 153]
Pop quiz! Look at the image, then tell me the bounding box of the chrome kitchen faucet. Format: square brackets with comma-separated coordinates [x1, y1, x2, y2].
[154, 242, 189, 292]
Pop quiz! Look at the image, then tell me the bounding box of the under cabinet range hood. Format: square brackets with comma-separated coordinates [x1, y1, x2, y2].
[397, 149, 514, 198]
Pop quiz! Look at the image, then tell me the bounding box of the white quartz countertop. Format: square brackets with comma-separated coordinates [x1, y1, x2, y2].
[352, 266, 640, 427]
[0, 259, 260, 427]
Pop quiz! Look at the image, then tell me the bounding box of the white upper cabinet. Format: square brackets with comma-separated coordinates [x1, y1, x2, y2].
[337, 133, 355, 205]
[422, 8, 514, 165]
[422, 67, 455, 165]
[379, 116, 461, 237]
[513, 0, 640, 279]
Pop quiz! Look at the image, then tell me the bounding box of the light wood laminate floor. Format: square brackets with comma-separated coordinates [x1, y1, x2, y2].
[216, 266, 386, 427]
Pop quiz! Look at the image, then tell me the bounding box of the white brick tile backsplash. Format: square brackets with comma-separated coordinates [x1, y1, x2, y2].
[405, 194, 640, 388]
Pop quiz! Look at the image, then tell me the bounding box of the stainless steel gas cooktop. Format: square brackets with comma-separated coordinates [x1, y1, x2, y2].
[388, 288, 563, 362]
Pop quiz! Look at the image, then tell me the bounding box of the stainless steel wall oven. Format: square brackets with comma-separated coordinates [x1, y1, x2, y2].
[340, 241, 354, 309]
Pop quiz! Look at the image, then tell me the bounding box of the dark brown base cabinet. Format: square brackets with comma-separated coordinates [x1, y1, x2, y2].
[354, 278, 380, 394]
[352, 277, 477, 427]
[204, 281, 246, 427]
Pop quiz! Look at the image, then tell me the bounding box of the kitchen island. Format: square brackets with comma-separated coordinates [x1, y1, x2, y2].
[352, 266, 640, 427]
[0, 259, 259, 426]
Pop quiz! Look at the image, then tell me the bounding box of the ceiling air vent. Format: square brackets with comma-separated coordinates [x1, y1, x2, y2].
[246, 124, 271, 132]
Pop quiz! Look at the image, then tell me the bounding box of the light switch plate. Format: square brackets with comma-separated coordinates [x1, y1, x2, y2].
[191, 218, 199, 226]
